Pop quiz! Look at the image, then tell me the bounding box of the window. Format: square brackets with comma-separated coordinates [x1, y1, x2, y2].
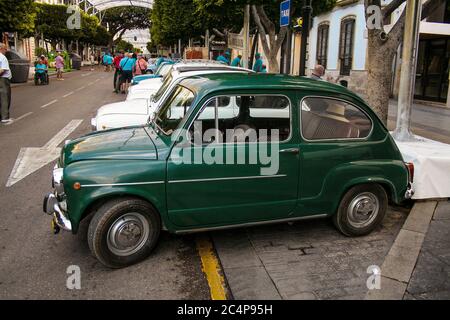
[152, 73, 173, 103]
[189, 95, 291, 145]
[316, 24, 329, 68]
[154, 85, 195, 135]
[339, 18, 355, 76]
[301, 97, 372, 140]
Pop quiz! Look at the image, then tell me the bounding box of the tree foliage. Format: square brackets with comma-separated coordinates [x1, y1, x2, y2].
[0, 0, 36, 35]
[150, 0, 204, 47]
[115, 39, 134, 52]
[33, 3, 111, 48]
[102, 6, 151, 44]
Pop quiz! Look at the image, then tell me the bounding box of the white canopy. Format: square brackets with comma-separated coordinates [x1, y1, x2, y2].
[84, 0, 153, 12]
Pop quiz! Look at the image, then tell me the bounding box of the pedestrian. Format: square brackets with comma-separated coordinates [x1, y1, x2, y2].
[40, 55, 49, 67]
[310, 65, 325, 80]
[0, 43, 12, 124]
[216, 51, 231, 65]
[113, 51, 124, 93]
[231, 55, 242, 67]
[35, 57, 48, 84]
[55, 52, 65, 81]
[253, 53, 264, 73]
[119, 53, 137, 94]
[103, 52, 113, 72]
[134, 54, 149, 76]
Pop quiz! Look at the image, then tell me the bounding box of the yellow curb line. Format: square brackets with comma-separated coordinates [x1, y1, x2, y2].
[196, 234, 227, 300]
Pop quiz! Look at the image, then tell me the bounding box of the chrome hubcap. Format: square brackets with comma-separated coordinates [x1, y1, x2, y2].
[107, 213, 150, 256]
[347, 192, 379, 228]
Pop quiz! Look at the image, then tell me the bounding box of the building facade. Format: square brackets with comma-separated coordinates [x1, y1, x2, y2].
[307, 0, 450, 106]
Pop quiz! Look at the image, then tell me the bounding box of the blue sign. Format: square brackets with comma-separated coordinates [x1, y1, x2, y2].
[280, 0, 291, 27]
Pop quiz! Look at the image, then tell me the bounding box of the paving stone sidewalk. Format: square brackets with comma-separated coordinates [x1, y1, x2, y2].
[212, 206, 410, 300]
[405, 200, 450, 300]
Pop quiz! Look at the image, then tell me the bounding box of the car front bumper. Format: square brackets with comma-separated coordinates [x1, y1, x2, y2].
[43, 193, 72, 233]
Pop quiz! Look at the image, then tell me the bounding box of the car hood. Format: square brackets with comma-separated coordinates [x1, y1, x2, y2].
[129, 78, 162, 91]
[96, 99, 150, 117]
[63, 127, 157, 165]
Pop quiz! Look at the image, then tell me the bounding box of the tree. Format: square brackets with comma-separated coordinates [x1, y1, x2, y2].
[102, 6, 151, 46]
[150, 0, 204, 47]
[115, 39, 134, 52]
[364, 0, 442, 124]
[250, 0, 335, 73]
[0, 0, 36, 35]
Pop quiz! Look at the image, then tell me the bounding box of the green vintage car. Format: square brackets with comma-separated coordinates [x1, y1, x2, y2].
[44, 73, 414, 268]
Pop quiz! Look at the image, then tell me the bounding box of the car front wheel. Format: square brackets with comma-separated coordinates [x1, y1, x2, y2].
[333, 184, 387, 236]
[87, 198, 161, 268]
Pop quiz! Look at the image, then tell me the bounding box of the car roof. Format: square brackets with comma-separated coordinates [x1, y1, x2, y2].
[179, 73, 364, 103]
[171, 60, 243, 73]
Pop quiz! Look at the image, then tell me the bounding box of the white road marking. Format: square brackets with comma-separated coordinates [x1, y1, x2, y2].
[62, 91, 74, 98]
[40, 99, 58, 109]
[87, 81, 95, 86]
[4, 112, 33, 125]
[6, 120, 83, 187]
[75, 86, 86, 92]
[94, 79, 100, 83]
[81, 72, 92, 77]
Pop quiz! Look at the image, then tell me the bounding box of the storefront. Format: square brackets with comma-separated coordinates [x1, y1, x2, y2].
[415, 36, 449, 103]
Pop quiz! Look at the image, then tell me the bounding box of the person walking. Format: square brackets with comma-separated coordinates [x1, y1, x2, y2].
[103, 52, 113, 72]
[134, 54, 148, 76]
[113, 51, 124, 93]
[231, 55, 242, 67]
[119, 53, 137, 94]
[0, 43, 12, 124]
[55, 52, 65, 81]
[252, 53, 264, 73]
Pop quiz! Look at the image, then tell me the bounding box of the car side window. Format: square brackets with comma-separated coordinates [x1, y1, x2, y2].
[189, 95, 291, 145]
[301, 97, 372, 140]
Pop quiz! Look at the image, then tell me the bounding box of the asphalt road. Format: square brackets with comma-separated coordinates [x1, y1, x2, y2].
[0, 68, 210, 299]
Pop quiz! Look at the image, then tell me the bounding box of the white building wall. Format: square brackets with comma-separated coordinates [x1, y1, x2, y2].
[308, 1, 367, 72]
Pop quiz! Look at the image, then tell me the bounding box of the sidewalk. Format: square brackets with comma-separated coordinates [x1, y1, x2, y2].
[213, 201, 450, 300]
[388, 100, 450, 144]
[213, 206, 409, 300]
[406, 200, 450, 299]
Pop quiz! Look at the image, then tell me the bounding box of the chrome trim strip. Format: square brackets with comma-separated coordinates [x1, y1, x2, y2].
[168, 174, 287, 184]
[81, 181, 165, 188]
[175, 214, 328, 234]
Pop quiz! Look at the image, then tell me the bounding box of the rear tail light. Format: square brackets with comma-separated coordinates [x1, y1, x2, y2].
[405, 162, 414, 183]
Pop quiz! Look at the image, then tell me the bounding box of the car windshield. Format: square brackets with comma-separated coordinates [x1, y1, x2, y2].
[158, 64, 172, 77]
[154, 85, 195, 136]
[152, 73, 173, 103]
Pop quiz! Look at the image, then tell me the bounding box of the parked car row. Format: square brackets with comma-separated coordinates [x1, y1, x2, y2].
[44, 60, 414, 268]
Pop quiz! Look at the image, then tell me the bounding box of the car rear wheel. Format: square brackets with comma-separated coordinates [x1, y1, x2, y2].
[87, 198, 161, 268]
[333, 184, 387, 236]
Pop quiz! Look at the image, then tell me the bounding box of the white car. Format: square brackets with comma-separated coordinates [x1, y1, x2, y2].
[126, 60, 238, 101]
[91, 63, 252, 131]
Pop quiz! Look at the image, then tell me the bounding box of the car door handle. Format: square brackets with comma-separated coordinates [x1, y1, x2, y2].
[280, 148, 300, 155]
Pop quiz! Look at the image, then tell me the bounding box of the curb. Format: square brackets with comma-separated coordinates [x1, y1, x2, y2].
[196, 234, 228, 300]
[365, 200, 438, 300]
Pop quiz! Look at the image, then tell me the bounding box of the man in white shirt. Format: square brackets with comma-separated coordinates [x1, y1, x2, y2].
[0, 43, 12, 123]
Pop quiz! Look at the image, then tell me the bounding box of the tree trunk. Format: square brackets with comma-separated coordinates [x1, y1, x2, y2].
[366, 38, 397, 124]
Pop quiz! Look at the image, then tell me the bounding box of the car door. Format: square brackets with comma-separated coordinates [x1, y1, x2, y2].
[166, 92, 300, 228]
[296, 95, 375, 216]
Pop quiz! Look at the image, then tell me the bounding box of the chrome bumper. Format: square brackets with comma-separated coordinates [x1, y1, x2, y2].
[43, 193, 72, 233]
[405, 183, 414, 199]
